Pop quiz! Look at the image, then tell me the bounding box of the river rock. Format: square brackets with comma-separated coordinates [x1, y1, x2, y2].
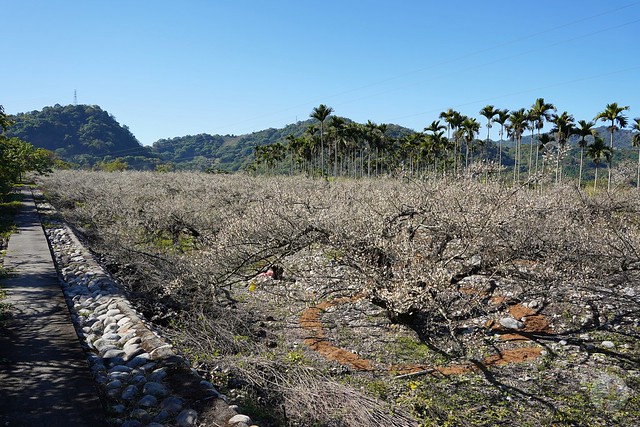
[122, 385, 139, 401]
[499, 317, 524, 329]
[138, 394, 158, 407]
[176, 408, 198, 426]
[143, 382, 169, 398]
[160, 396, 183, 415]
[228, 414, 253, 425]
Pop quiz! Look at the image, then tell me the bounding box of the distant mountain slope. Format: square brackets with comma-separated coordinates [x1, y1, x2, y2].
[10, 104, 635, 172]
[7, 105, 415, 171]
[151, 119, 415, 171]
[512, 127, 635, 148]
[6, 104, 156, 167]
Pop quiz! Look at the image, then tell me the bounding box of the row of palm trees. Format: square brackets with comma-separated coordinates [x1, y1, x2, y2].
[252, 101, 640, 190]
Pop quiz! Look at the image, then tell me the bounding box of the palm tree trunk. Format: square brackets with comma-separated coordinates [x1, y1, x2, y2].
[528, 130, 534, 180]
[594, 164, 599, 191]
[320, 125, 325, 177]
[498, 127, 503, 172]
[465, 143, 469, 171]
[517, 137, 522, 183]
[578, 148, 584, 188]
[637, 148, 640, 189]
[608, 129, 614, 191]
[453, 139, 458, 177]
[334, 141, 338, 179]
[534, 129, 541, 177]
[555, 150, 560, 185]
[513, 138, 520, 184]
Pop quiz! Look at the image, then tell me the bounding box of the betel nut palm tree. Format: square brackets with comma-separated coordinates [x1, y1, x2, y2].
[529, 98, 555, 177]
[587, 135, 612, 191]
[424, 120, 446, 174]
[594, 102, 629, 191]
[310, 104, 334, 177]
[537, 132, 553, 179]
[328, 115, 348, 178]
[440, 109, 463, 176]
[507, 108, 528, 183]
[632, 117, 640, 189]
[479, 105, 498, 167]
[550, 111, 575, 184]
[575, 120, 596, 188]
[494, 108, 510, 172]
[460, 117, 480, 170]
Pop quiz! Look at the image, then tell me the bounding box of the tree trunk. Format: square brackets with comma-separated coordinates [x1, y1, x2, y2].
[637, 148, 640, 189]
[608, 129, 614, 191]
[528, 129, 534, 180]
[578, 147, 584, 188]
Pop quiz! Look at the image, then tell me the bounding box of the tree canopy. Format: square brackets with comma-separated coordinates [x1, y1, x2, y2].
[5, 104, 154, 167]
[1, 104, 53, 194]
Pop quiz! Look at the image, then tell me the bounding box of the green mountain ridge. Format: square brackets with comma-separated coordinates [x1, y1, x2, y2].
[153, 119, 415, 171]
[6, 104, 155, 167]
[6, 104, 638, 172]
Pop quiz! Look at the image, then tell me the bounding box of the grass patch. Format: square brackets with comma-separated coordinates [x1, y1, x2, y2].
[0, 286, 12, 328]
[0, 192, 22, 243]
[385, 335, 442, 364]
[0, 192, 20, 327]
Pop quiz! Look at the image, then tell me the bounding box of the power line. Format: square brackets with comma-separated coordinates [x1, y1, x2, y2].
[219, 2, 640, 133]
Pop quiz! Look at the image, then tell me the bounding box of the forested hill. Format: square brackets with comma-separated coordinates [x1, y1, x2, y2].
[6, 105, 413, 171]
[6, 104, 157, 168]
[152, 119, 414, 171]
[9, 104, 636, 173]
[153, 120, 326, 171]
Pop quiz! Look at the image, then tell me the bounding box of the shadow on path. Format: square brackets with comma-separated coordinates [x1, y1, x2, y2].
[0, 188, 105, 427]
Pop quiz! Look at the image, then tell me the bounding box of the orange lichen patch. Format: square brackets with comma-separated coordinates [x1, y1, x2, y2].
[391, 347, 543, 377]
[498, 333, 531, 342]
[509, 303, 536, 319]
[434, 364, 474, 375]
[521, 314, 551, 333]
[482, 346, 542, 366]
[299, 292, 550, 376]
[300, 294, 372, 371]
[304, 337, 374, 371]
[485, 300, 553, 341]
[489, 295, 508, 305]
[495, 315, 552, 341]
[299, 307, 326, 338]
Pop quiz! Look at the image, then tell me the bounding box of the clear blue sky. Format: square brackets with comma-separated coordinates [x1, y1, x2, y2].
[2, 1, 639, 146]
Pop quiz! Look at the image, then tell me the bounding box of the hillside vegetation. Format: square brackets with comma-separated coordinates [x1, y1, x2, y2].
[6, 105, 413, 172]
[6, 104, 157, 168]
[7, 102, 639, 181]
[38, 170, 640, 427]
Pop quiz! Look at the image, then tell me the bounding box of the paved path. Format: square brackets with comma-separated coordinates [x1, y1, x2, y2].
[0, 188, 106, 426]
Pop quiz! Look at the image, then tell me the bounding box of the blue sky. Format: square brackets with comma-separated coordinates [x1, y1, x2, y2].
[2, 1, 639, 146]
